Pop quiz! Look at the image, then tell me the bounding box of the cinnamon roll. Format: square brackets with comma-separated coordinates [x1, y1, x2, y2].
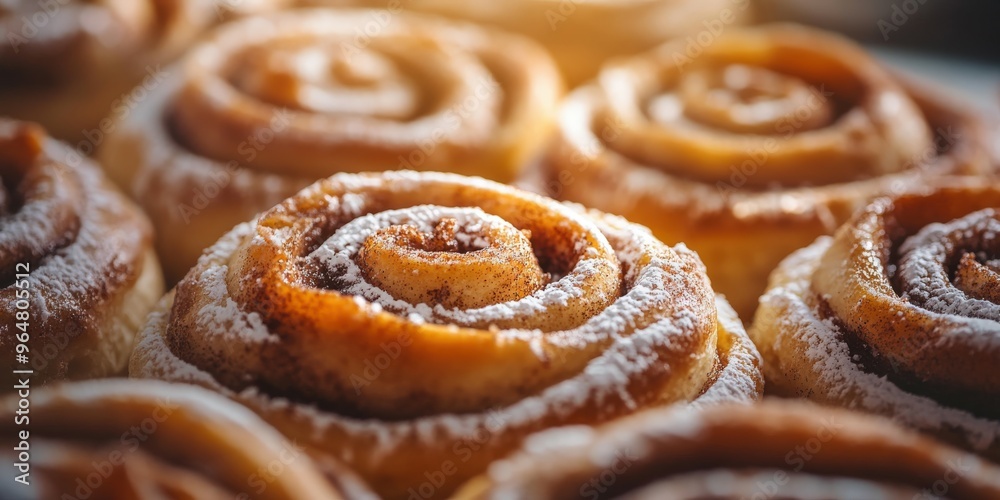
[130, 171, 763, 499]
[454, 401, 1000, 499]
[0, 379, 369, 499]
[0, 0, 290, 144]
[751, 180, 1000, 460]
[0, 120, 162, 390]
[100, 8, 563, 284]
[529, 24, 997, 319]
[303, 0, 753, 86]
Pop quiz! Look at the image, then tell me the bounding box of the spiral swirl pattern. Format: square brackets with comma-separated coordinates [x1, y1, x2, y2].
[130, 171, 762, 499]
[101, 8, 562, 283]
[0, 0, 227, 142]
[454, 402, 1000, 499]
[533, 24, 996, 319]
[0, 120, 162, 389]
[752, 181, 1000, 460]
[171, 10, 559, 180]
[0, 380, 365, 499]
[592, 35, 932, 186]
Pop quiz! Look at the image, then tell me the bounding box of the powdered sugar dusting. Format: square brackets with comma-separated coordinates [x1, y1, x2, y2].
[131, 214, 758, 458]
[693, 297, 764, 407]
[1, 125, 157, 382]
[129, 172, 762, 489]
[194, 266, 275, 343]
[898, 209, 1000, 332]
[308, 203, 618, 330]
[757, 238, 1000, 451]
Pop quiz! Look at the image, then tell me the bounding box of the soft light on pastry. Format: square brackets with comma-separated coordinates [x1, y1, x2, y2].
[454, 401, 1000, 499]
[305, 0, 754, 86]
[751, 180, 1000, 461]
[130, 171, 763, 499]
[0, 119, 162, 390]
[100, 8, 563, 284]
[527, 23, 997, 319]
[0, 379, 369, 499]
[0, 0, 290, 144]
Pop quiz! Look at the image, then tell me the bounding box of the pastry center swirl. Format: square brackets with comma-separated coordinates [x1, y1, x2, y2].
[228, 41, 423, 119]
[813, 192, 1000, 420]
[897, 209, 1000, 321]
[663, 64, 833, 135]
[587, 27, 935, 190]
[167, 12, 524, 179]
[312, 206, 547, 310]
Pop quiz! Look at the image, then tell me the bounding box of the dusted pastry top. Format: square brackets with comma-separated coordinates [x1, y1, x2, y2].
[132, 170, 762, 499]
[752, 180, 1000, 459]
[157, 170, 753, 417]
[0, 120, 160, 388]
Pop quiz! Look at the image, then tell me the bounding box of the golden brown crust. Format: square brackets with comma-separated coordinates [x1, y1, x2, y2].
[751, 179, 1000, 460]
[0, 380, 367, 499]
[526, 23, 997, 319]
[100, 8, 563, 284]
[0, 120, 163, 389]
[453, 401, 1000, 499]
[130, 171, 762, 499]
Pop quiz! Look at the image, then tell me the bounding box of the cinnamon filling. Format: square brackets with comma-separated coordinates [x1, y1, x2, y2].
[823, 208, 1000, 420]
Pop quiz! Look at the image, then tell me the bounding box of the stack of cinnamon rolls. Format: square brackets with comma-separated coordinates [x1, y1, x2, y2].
[2, 1, 999, 499]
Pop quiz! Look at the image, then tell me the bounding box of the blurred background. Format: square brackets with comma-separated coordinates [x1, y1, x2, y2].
[2, 0, 997, 143]
[759, 0, 1000, 113]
